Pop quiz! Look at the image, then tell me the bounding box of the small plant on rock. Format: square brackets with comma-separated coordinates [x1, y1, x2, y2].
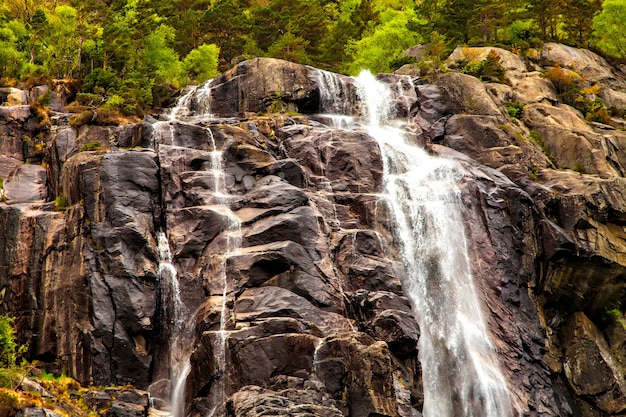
[459, 51, 508, 84]
[54, 195, 69, 211]
[505, 101, 524, 118]
[0, 315, 29, 390]
[573, 163, 586, 174]
[81, 142, 101, 152]
[529, 130, 557, 168]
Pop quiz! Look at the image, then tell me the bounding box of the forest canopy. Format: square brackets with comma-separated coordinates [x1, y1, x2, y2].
[0, 0, 621, 114]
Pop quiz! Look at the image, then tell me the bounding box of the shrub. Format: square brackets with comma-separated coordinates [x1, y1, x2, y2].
[54, 195, 69, 211]
[460, 51, 508, 83]
[542, 64, 582, 105]
[603, 308, 622, 325]
[506, 101, 524, 118]
[81, 142, 101, 152]
[82, 69, 123, 95]
[574, 162, 586, 174]
[69, 110, 94, 127]
[75, 93, 104, 108]
[36, 92, 51, 107]
[0, 389, 19, 414]
[102, 95, 125, 111]
[0, 316, 25, 369]
[390, 56, 417, 71]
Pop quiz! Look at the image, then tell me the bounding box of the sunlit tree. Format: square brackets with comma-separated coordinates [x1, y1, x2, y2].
[593, 0, 626, 58]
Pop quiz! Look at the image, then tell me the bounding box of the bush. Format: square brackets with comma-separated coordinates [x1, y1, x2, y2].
[506, 101, 523, 118]
[82, 69, 123, 95]
[390, 56, 417, 71]
[102, 95, 125, 111]
[0, 389, 19, 414]
[54, 195, 69, 211]
[0, 316, 24, 369]
[183, 43, 220, 83]
[542, 64, 582, 105]
[69, 110, 94, 127]
[459, 51, 508, 83]
[81, 142, 101, 152]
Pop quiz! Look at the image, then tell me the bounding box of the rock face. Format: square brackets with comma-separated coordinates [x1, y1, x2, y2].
[2, 45, 626, 417]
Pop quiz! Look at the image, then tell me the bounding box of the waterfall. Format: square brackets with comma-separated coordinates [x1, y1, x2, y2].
[314, 69, 353, 118]
[205, 128, 241, 417]
[168, 80, 213, 119]
[155, 80, 236, 416]
[157, 231, 191, 417]
[353, 71, 515, 417]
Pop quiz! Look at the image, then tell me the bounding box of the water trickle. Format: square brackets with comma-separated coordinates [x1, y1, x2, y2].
[204, 127, 241, 417]
[168, 80, 214, 120]
[353, 71, 514, 417]
[315, 69, 353, 116]
[311, 338, 324, 382]
[155, 80, 234, 417]
[157, 231, 191, 417]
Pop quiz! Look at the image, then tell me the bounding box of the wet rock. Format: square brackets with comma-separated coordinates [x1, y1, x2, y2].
[233, 287, 353, 334]
[277, 125, 383, 193]
[201, 384, 343, 417]
[559, 312, 626, 414]
[315, 334, 400, 417]
[227, 241, 333, 306]
[4, 50, 626, 417]
[105, 401, 146, 417]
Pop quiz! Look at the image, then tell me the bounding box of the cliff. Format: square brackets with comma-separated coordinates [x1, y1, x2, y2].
[0, 43, 626, 417]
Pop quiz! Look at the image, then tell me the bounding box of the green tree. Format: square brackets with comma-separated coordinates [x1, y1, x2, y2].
[200, 0, 252, 67]
[0, 316, 24, 368]
[345, 7, 422, 74]
[562, 0, 602, 46]
[142, 24, 183, 87]
[183, 43, 220, 83]
[320, 0, 379, 71]
[436, 0, 484, 44]
[47, 5, 83, 78]
[526, 0, 562, 40]
[593, 0, 626, 58]
[250, 0, 330, 65]
[267, 32, 310, 63]
[0, 19, 30, 78]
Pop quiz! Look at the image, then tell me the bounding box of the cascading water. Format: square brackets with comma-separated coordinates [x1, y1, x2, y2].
[205, 127, 241, 417]
[168, 81, 213, 119]
[157, 231, 191, 417]
[155, 80, 238, 416]
[353, 71, 515, 417]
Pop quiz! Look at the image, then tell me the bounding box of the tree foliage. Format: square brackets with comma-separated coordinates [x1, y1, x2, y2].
[0, 0, 622, 115]
[0, 316, 26, 369]
[593, 0, 626, 59]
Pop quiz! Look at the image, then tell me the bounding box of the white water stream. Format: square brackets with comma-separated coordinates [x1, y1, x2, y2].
[157, 231, 191, 417]
[205, 126, 241, 417]
[352, 71, 515, 417]
[155, 81, 238, 417]
[158, 67, 514, 416]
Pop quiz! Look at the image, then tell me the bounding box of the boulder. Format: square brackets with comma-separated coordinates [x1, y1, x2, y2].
[0, 88, 29, 106]
[209, 58, 319, 117]
[559, 312, 626, 414]
[447, 46, 527, 73]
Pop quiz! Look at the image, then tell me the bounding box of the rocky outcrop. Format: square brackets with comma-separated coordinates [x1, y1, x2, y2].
[2, 45, 626, 417]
